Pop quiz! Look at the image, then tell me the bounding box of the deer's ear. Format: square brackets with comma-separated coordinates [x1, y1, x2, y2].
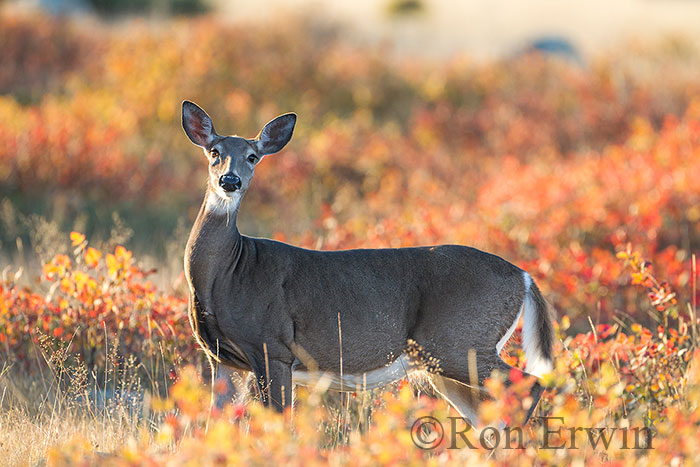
[182, 101, 216, 148]
[255, 113, 296, 155]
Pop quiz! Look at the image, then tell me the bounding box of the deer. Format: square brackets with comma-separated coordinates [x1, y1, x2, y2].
[181, 100, 554, 428]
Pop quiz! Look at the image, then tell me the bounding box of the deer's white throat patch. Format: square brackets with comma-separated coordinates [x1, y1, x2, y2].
[205, 190, 240, 217]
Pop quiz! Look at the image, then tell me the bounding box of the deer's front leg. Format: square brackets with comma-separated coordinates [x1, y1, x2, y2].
[252, 358, 293, 412]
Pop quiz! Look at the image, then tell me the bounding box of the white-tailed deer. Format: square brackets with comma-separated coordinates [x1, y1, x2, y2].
[182, 101, 554, 427]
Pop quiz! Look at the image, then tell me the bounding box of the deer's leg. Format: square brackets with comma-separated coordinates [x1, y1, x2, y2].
[484, 356, 546, 423]
[429, 375, 487, 428]
[434, 352, 544, 426]
[482, 357, 546, 425]
[251, 359, 293, 412]
[524, 381, 545, 423]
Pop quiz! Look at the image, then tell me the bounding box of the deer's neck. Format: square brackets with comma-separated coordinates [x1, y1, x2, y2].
[184, 190, 244, 298]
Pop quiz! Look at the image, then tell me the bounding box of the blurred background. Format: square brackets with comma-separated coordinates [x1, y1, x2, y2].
[1, 0, 700, 316]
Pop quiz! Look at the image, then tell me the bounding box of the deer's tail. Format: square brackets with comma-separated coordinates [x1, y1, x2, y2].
[520, 271, 554, 378]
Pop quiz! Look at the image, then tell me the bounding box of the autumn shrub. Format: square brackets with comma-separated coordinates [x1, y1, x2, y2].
[1, 7, 700, 466]
[2, 10, 700, 252]
[0, 232, 193, 392]
[1, 229, 698, 464]
[38, 247, 700, 466]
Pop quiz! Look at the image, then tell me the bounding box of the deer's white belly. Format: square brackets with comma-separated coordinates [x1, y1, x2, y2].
[292, 353, 414, 391]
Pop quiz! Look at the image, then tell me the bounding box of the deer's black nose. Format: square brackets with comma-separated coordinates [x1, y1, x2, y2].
[219, 174, 242, 192]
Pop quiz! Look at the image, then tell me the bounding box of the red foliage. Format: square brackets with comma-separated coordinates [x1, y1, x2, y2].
[0, 234, 192, 373]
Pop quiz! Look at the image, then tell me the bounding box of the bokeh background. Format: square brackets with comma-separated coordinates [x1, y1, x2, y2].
[2, 0, 700, 291]
[2, 0, 700, 464]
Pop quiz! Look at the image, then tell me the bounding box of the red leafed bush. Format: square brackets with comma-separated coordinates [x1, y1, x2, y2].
[0, 232, 193, 376]
[2, 9, 700, 465]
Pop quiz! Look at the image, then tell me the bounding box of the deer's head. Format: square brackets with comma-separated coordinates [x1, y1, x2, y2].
[182, 100, 296, 212]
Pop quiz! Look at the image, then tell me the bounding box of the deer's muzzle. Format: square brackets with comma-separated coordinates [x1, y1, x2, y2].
[219, 174, 242, 192]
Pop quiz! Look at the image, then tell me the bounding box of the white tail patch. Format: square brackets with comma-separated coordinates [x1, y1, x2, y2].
[496, 305, 522, 356]
[497, 272, 552, 378]
[520, 271, 553, 378]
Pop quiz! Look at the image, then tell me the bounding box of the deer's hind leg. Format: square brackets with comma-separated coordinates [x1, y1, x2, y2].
[430, 348, 545, 426]
[428, 375, 488, 428]
[429, 374, 506, 450]
[250, 358, 293, 412]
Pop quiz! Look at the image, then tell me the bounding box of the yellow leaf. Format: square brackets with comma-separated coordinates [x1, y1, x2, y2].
[599, 362, 617, 390]
[84, 247, 102, 268]
[115, 245, 132, 262]
[106, 253, 118, 276]
[560, 315, 571, 331]
[70, 231, 86, 247]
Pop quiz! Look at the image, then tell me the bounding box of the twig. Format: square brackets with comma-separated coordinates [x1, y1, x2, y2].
[263, 342, 271, 406]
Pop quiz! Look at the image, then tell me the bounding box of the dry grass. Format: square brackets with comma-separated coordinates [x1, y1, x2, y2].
[0, 407, 132, 465]
[0, 336, 170, 466]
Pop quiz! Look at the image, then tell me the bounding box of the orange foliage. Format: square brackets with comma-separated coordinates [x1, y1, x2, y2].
[2, 9, 700, 466]
[1, 235, 191, 373]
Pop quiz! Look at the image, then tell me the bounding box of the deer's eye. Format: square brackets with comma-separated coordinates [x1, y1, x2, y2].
[247, 154, 257, 164]
[210, 148, 220, 158]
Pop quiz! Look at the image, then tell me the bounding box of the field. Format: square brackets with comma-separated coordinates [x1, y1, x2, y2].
[2, 6, 700, 465]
